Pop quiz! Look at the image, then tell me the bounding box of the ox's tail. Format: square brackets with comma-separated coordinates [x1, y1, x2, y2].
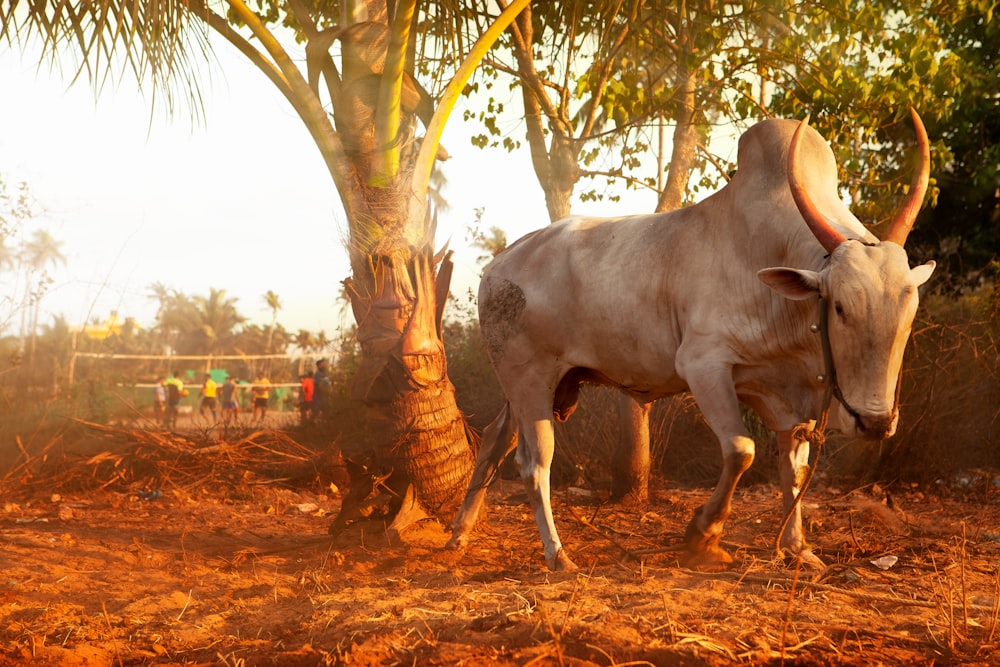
[473, 402, 518, 490]
[447, 403, 519, 548]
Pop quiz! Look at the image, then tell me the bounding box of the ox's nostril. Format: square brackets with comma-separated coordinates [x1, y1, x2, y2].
[858, 415, 893, 441]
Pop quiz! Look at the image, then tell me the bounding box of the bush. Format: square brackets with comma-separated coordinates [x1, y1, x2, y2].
[844, 283, 1000, 484]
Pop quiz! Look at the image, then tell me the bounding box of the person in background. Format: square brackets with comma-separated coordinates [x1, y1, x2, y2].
[251, 372, 270, 422]
[199, 373, 218, 423]
[152, 377, 167, 425]
[313, 358, 333, 422]
[163, 371, 185, 429]
[221, 375, 239, 426]
[299, 372, 314, 425]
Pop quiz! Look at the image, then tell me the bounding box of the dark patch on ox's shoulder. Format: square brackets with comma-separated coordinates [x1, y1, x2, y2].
[479, 278, 526, 360]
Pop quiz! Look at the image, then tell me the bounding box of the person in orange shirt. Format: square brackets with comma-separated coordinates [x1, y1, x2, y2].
[299, 372, 314, 424]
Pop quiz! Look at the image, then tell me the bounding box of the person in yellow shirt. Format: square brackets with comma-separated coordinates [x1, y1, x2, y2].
[251, 373, 270, 422]
[163, 371, 185, 429]
[199, 373, 218, 422]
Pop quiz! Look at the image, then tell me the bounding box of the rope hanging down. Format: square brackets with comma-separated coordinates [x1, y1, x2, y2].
[774, 296, 837, 560]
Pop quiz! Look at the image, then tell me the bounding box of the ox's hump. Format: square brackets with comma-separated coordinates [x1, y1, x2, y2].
[733, 118, 838, 195]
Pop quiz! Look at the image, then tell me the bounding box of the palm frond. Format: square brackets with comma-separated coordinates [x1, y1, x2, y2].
[1, 0, 212, 120]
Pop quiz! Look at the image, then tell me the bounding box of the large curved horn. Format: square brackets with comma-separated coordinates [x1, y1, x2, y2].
[788, 115, 847, 254]
[882, 108, 930, 246]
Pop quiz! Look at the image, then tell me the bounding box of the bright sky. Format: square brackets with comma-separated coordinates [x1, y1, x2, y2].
[0, 35, 656, 337]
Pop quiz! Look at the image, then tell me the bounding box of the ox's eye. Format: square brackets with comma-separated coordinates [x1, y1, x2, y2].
[834, 301, 845, 318]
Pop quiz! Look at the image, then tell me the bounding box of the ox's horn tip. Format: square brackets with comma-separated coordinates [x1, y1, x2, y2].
[883, 107, 931, 246]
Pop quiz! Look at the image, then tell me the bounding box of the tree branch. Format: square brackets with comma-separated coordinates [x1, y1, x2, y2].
[579, 3, 637, 140]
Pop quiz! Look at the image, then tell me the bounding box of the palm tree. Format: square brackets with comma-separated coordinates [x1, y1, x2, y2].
[262, 290, 282, 354]
[157, 287, 244, 358]
[294, 328, 315, 374]
[293, 329, 315, 353]
[23, 229, 66, 364]
[0, 237, 16, 270]
[187, 288, 245, 358]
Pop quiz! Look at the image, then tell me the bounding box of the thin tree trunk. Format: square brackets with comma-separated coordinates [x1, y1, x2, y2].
[611, 395, 650, 504]
[613, 8, 701, 504]
[655, 60, 698, 212]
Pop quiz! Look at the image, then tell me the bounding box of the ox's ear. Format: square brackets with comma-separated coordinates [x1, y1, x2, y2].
[911, 260, 935, 287]
[757, 267, 821, 301]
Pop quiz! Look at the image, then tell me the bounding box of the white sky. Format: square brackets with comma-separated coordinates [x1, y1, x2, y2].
[0, 35, 657, 336]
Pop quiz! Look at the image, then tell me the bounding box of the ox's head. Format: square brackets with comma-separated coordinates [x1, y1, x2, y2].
[758, 110, 935, 440]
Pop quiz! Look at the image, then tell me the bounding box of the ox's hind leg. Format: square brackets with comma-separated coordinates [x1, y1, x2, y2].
[446, 404, 518, 551]
[515, 413, 576, 571]
[777, 427, 825, 568]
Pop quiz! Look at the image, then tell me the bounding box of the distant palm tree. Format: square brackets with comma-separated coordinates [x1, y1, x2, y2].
[294, 329, 315, 352]
[263, 290, 282, 354]
[161, 288, 245, 358]
[190, 288, 245, 357]
[24, 229, 67, 363]
[294, 328, 315, 374]
[313, 330, 331, 354]
[24, 229, 66, 271]
[0, 237, 16, 270]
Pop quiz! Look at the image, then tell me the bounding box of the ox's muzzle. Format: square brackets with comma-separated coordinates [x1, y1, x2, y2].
[852, 410, 899, 441]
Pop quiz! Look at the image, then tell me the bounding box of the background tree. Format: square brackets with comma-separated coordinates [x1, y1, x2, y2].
[22, 229, 66, 364]
[156, 287, 245, 357]
[263, 290, 282, 355]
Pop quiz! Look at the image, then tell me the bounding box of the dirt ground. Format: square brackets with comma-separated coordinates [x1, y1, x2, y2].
[1, 427, 999, 666]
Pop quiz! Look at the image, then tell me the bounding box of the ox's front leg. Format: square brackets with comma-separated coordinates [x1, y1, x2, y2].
[681, 366, 754, 569]
[683, 434, 755, 569]
[518, 416, 576, 571]
[776, 427, 825, 569]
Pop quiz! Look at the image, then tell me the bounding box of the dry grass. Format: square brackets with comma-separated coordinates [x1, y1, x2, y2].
[2, 424, 999, 665]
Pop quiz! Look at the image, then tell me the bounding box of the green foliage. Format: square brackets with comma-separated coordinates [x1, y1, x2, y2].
[764, 1, 992, 260]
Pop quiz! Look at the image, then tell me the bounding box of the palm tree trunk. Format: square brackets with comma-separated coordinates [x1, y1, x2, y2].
[339, 230, 473, 532]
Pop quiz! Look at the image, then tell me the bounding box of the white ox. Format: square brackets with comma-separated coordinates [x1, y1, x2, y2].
[447, 111, 935, 571]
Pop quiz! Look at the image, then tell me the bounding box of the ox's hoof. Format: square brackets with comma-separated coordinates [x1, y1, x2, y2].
[683, 544, 733, 571]
[786, 547, 825, 570]
[444, 532, 468, 552]
[546, 548, 578, 572]
[683, 522, 734, 571]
